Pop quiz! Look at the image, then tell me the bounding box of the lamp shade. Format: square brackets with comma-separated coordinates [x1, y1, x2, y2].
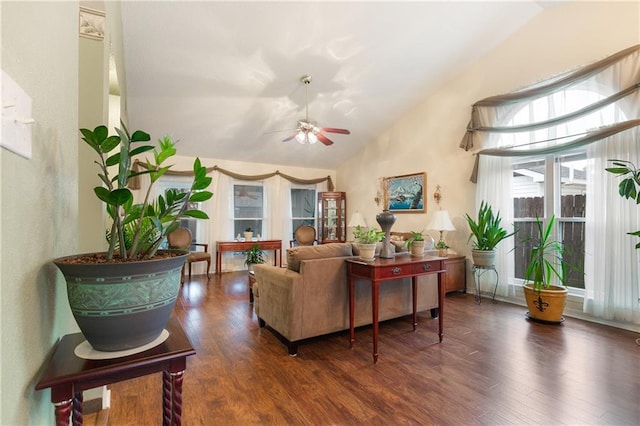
[347, 211, 367, 228]
[427, 210, 455, 231]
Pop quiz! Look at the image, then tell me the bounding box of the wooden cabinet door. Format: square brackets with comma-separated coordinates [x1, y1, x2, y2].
[445, 256, 466, 293]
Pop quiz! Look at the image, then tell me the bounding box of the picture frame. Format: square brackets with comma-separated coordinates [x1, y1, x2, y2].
[384, 172, 426, 213]
[79, 6, 105, 40]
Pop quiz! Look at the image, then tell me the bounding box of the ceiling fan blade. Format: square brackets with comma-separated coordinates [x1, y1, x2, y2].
[282, 133, 297, 142]
[320, 127, 350, 135]
[264, 128, 298, 135]
[317, 133, 334, 146]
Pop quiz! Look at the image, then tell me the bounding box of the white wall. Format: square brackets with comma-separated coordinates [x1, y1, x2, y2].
[339, 1, 640, 265]
[1, 2, 80, 424]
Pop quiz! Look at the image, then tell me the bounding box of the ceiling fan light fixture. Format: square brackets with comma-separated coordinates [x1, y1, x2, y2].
[278, 74, 350, 147]
[295, 130, 318, 145]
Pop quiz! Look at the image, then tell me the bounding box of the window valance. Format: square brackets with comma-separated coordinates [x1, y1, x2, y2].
[460, 44, 640, 152]
[130, 160, 334, 191]
[469, 119, 640, 182]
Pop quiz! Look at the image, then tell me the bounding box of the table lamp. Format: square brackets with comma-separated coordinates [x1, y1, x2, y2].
[427, 210, 455, 254]
[347, 211, 367, 241]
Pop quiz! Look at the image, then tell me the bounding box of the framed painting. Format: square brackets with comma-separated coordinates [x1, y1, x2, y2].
[384, 172, 426, 213]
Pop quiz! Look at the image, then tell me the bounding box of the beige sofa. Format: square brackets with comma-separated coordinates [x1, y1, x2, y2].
[252, 242, 439, 355]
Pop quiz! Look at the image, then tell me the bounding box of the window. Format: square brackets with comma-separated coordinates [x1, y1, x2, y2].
[233, 184, 264, 237]
[511, 152, 586, 289]
[156, 180, 202, 249]
[290, 187, 316, 239]
[504, 88, 622, 290]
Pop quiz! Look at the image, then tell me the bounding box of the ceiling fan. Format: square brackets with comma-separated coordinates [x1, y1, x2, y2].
[280, 74, 350, 146]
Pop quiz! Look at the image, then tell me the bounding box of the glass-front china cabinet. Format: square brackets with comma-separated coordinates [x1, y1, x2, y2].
[318, 192, 346, 243]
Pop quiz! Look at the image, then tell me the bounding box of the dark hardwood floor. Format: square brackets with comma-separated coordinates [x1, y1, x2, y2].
[88, 272, 639, 425]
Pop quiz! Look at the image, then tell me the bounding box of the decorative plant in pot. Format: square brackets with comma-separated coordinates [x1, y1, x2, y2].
[464, 201, 516, 267]
[522, 215, 577, 324]
[244, 227, 254, 241]
[405, 231, 426, 257]
[435, 241, 449, 257]
[353, 225, 385, 261]
[53, 123, 212, 352]
[244, 244, 266, 272]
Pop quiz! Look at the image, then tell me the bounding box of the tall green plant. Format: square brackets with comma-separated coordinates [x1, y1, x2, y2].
[605, 159, 640, 249]
[80, 122, 213, 261]
[464, 201, 515, 250]
[523, 215, 568, 292]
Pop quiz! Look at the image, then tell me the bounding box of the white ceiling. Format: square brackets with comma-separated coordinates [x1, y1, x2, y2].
[118, 1, 545, 170]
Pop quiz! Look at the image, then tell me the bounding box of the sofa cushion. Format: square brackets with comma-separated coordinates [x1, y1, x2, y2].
[286, 243, 353, 272]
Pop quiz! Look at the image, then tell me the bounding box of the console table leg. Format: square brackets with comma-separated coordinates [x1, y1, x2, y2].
[54, 399, 73, 426]
[412, 277, 418, 331]
[348, 274, 355, 349]
[438, 273, 444, 343]
[163, 371, 172, 426]
[72, 392, 83, 426]
[171, 371, 184, 426]
[372, 280, 380, 363]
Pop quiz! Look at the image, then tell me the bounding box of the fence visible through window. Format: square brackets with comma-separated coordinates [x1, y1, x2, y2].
[513, 195, 585, 289]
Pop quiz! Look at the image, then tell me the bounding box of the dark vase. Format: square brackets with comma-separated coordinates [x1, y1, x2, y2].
[376, 210, 397, 258]
[53, 250, 188, 352]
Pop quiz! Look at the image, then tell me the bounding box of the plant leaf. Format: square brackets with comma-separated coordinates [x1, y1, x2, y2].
[94, 186, 112, 204]
[109, 188, 133, 205]
[100, 135, 121, 153]
[130, 130, 151, 143]
[182, 210, 209, 219]
[190, 191, 213, 202]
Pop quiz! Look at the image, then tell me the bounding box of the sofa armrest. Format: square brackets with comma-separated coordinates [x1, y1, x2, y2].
[252, 264, 305, 341]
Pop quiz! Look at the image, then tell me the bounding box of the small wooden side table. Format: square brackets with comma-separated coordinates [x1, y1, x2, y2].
[35, 317, 195, 425]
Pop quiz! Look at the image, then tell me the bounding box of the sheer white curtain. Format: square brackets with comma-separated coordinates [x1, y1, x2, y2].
[208, 171, 234, 273]
[276, 178, 293, 244]
[474, 140, 516, 297]
[263, 176, 284, 241]
[584, 129, 640, 324]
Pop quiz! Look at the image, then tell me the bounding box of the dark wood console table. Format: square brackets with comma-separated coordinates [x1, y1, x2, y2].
[35, 317, 195, 425]
[346, 255, 447, 363]
[216, 240, 282, 275]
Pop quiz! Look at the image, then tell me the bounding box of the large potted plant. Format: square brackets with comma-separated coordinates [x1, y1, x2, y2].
[53, 123, 212, 352]
[353, 225, 385, 261]
[464, 201, 515, 266]
[522, 215, 572, 323]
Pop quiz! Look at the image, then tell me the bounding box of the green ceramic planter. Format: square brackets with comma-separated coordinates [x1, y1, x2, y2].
[54, 250, 188, 352]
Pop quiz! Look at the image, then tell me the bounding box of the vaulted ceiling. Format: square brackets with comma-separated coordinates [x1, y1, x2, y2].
[117, 1, 548, 169]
